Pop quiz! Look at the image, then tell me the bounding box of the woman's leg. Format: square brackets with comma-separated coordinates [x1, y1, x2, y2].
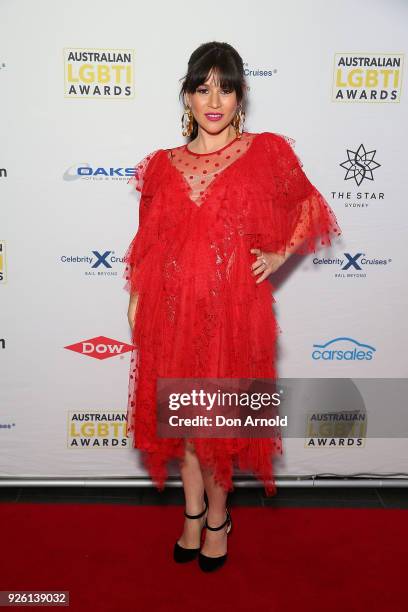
[176, 440, 207, 549]
[200, 467, 229, 557]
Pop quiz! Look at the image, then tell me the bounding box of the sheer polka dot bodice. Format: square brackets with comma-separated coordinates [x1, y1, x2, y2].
[166, 131, 257, 207]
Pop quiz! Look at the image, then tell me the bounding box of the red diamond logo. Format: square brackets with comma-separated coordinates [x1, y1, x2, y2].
[64, 336, 136, 360]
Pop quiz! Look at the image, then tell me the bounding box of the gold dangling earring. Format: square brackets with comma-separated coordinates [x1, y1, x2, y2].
[232, 106, 245, 138]
[181, 105, 194, 137]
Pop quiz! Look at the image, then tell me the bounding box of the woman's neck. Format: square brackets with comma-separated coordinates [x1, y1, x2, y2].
[188, 126, 237, 155]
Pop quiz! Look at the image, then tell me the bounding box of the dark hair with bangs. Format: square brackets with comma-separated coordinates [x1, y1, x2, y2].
[179, 41, 248, 141]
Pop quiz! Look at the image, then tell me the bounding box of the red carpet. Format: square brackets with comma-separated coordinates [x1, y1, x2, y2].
[0, 502, 406, 612]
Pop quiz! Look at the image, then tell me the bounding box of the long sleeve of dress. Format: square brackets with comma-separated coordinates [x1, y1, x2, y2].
[123, 149, 162, 294]
[258, 132, 342, 256]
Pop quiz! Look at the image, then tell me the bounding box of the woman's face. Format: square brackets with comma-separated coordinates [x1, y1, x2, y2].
[185, 68, 238, 135]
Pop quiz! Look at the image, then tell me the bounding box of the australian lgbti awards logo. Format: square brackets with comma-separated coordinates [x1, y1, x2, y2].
[64, 336, 135, 360]
[63, 48, 135, 98]
[332, 52, 404, 102]
[0, 241, 6, 284]
[67, 410, 129, 448]
[304, 410, 367, 448]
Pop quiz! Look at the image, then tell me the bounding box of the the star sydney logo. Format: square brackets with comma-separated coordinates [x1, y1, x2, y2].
[339, 144, 381, 186]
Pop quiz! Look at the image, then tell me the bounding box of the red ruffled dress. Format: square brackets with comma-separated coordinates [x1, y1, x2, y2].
[123, 130, 342, 496]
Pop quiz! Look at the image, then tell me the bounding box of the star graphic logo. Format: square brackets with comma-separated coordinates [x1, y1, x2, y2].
[339, 144, 381, 186]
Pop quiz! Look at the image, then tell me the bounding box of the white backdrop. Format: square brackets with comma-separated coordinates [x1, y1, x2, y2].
[1, 0, 408, 484]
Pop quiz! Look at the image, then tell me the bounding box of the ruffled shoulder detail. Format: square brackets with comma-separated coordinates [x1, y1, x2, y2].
[127, 148, 163, 193]
[123, 148, 164, 294]
[271, 131, 297, 150]
[242, 130, 342, 256]
[263, 131, 306, 170]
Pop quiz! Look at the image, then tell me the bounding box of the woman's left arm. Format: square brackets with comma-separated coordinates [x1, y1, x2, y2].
[250, 248, 289, 284]
[251, 133, 342, 284]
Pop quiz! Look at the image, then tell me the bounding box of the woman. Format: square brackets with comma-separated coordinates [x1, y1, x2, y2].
[123, 41, 342, 572]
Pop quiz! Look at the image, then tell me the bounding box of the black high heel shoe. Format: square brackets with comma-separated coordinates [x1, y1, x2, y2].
[173, 497, 208, 563]
[198, 507, 233, 572]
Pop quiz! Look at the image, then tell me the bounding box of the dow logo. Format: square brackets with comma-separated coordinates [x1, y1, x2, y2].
[340, 144, 381, 186]
[312, 337, 376, 361]
[65, 336, 135, 360]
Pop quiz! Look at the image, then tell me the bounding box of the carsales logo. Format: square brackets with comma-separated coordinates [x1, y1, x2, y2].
[65, 336, 135, 360]
[312, 337, 376, 361]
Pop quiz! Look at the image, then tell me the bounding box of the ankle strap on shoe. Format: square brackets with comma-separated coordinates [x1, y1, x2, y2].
[205, 509, 230, 531]
[184, 499, 208, 519]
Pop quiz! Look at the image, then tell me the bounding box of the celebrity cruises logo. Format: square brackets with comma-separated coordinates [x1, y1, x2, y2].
[64, 48, 135, 98]
[332, 52, 404, 102]
[59, 249, 124, 281]
[312, 250, 393, 279]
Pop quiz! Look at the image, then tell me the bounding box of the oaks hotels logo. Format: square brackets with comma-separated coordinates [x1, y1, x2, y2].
[63, 163, 135, 182]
